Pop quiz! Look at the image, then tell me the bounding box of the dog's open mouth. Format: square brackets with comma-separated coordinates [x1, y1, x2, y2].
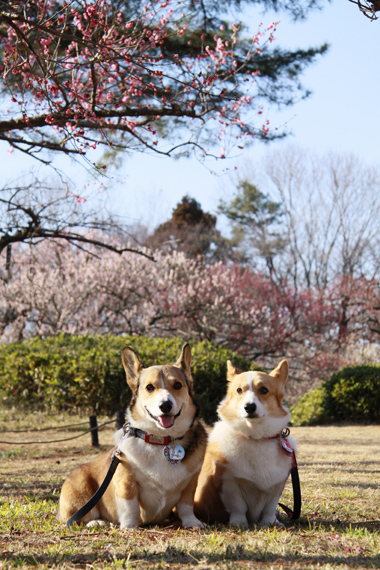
[159, 415, 175, 428]
[146, 406, 183, 429]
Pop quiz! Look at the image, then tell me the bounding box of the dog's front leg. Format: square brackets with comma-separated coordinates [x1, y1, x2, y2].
[221, 476, 248, 527]
[114, 474, 140, 529]
[115, 495, 140, 529]
[176, 473, 204, 528]
[260, 481, 286, 527]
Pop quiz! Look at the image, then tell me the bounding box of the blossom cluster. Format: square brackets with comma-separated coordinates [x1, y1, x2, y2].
[0, 0, 278, 160]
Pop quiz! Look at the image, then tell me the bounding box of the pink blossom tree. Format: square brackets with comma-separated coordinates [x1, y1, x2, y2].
[0, 0, 285, 166]
[0, 0, 327, 260]
[1, 239, 343, 395]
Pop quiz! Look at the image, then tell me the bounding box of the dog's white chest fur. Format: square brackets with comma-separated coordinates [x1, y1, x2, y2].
[211, 421, 293, 490]
[118, 435, 190, 523]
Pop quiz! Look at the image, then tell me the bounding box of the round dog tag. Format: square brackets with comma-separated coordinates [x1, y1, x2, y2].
[163, 445, 185, 465]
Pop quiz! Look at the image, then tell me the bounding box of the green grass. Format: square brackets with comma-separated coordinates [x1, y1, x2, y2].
[0, 411, 379, 569]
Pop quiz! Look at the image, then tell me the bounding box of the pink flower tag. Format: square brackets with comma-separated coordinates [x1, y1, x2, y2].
[280, 438, 293, 456]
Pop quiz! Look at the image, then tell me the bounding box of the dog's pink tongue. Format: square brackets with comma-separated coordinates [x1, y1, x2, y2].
[159, 415, 174, 428]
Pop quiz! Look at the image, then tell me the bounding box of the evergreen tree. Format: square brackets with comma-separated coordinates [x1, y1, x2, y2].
[218, 180, 286, 271]
[149, 195, 230, 260]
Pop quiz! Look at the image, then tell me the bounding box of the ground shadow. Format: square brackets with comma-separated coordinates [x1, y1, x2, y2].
[3, 546, 380, 568]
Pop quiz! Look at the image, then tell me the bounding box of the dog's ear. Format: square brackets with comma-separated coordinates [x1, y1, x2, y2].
[226, 360, 243, 382]
[175, 343, 193, 386]
[269, 359, 288, 385]
[122, 347, 144, 393]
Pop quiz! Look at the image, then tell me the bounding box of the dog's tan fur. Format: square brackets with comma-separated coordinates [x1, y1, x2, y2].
[59, 344, 207, 529]
[194, 360, 296, 527]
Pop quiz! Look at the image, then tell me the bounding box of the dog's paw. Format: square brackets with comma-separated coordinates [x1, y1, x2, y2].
[119, 521, 139, 530]
[229, 515, 248, 528]
[182, 516, 204, 529]
[260, 517, 285, 529]
[86, 519, 107, 528]
[274, 518, 285, 529]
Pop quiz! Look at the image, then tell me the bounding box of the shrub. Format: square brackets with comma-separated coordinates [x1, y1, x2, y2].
[0, 334, 263, 422]
[290, 385, 327, 426]
[291, 364, 380, 425]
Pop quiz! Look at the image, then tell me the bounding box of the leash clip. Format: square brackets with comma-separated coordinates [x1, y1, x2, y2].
[115, 422, 131, 457]
[281, 427, 290, 439]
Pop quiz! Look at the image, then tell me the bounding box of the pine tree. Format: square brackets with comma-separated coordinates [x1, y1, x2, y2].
[149, 195, 230, 260]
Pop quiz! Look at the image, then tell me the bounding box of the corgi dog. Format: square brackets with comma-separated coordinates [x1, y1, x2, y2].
[59, 343, 207, 529]
[194, 359, 296, 527]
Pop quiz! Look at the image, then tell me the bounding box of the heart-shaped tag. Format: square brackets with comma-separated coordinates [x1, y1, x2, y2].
[163, 444, 185, 465]
[280, 438, 293, 456]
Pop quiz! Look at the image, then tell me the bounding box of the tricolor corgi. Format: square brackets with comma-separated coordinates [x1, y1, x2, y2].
[194, 359, 296, 527]
[59, 343, 207, 529]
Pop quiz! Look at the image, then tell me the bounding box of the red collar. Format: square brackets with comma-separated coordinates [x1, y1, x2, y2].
[122, 423, 184, 446]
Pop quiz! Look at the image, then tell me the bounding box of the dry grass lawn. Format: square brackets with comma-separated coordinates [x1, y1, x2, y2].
[0, 410, 379, 569]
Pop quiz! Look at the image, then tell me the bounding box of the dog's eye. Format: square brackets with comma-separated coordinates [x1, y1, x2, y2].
[173, 382, 182, 390]
[259, 386, 269, 395]
[237, 387, 243, 394]
[146, 384, 155, 392]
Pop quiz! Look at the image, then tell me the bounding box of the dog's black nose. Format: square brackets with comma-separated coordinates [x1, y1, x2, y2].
[244, 402, 257, 417]
[159, 400, 173, 414]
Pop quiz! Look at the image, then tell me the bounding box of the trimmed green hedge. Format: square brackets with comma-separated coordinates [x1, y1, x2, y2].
[0, 334, 264, 422]
[291, 364, 380, 425]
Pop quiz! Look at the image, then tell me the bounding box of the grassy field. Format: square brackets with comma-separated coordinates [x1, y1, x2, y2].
[0, 410, 379, 569]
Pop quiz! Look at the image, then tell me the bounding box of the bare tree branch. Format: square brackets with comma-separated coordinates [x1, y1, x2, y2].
[0, 180, 155, 260]
[348, 0, 380, 20]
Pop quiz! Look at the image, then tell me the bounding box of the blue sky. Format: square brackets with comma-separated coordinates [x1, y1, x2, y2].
[1, 0, 379, 231]
[111, 0, 380, 228]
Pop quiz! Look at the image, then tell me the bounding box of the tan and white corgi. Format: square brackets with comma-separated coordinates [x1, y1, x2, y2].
[194, 359, 296, 527]
[59, 343, 207, 529]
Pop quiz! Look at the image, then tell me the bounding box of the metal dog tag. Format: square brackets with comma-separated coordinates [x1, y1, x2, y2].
[163, 444, 185, 465]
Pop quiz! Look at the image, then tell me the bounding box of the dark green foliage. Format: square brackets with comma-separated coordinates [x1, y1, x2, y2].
[291, 364, 380, 425]
[290, 385, 327, 426]
[0, 334, 263, 422]
[0, 335, 128, 417]
[148, 195, 233, 261]
[163, 0, 329, 110]
[162, 29, 329, 115]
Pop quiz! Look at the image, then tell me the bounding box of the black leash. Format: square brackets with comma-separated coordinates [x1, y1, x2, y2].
[65, 424, 301, 528]
[65, 421, 189, 528]
[278, 452, 302, 520]
[66, 423, 135, 528]
[66, 452, 121, 529]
